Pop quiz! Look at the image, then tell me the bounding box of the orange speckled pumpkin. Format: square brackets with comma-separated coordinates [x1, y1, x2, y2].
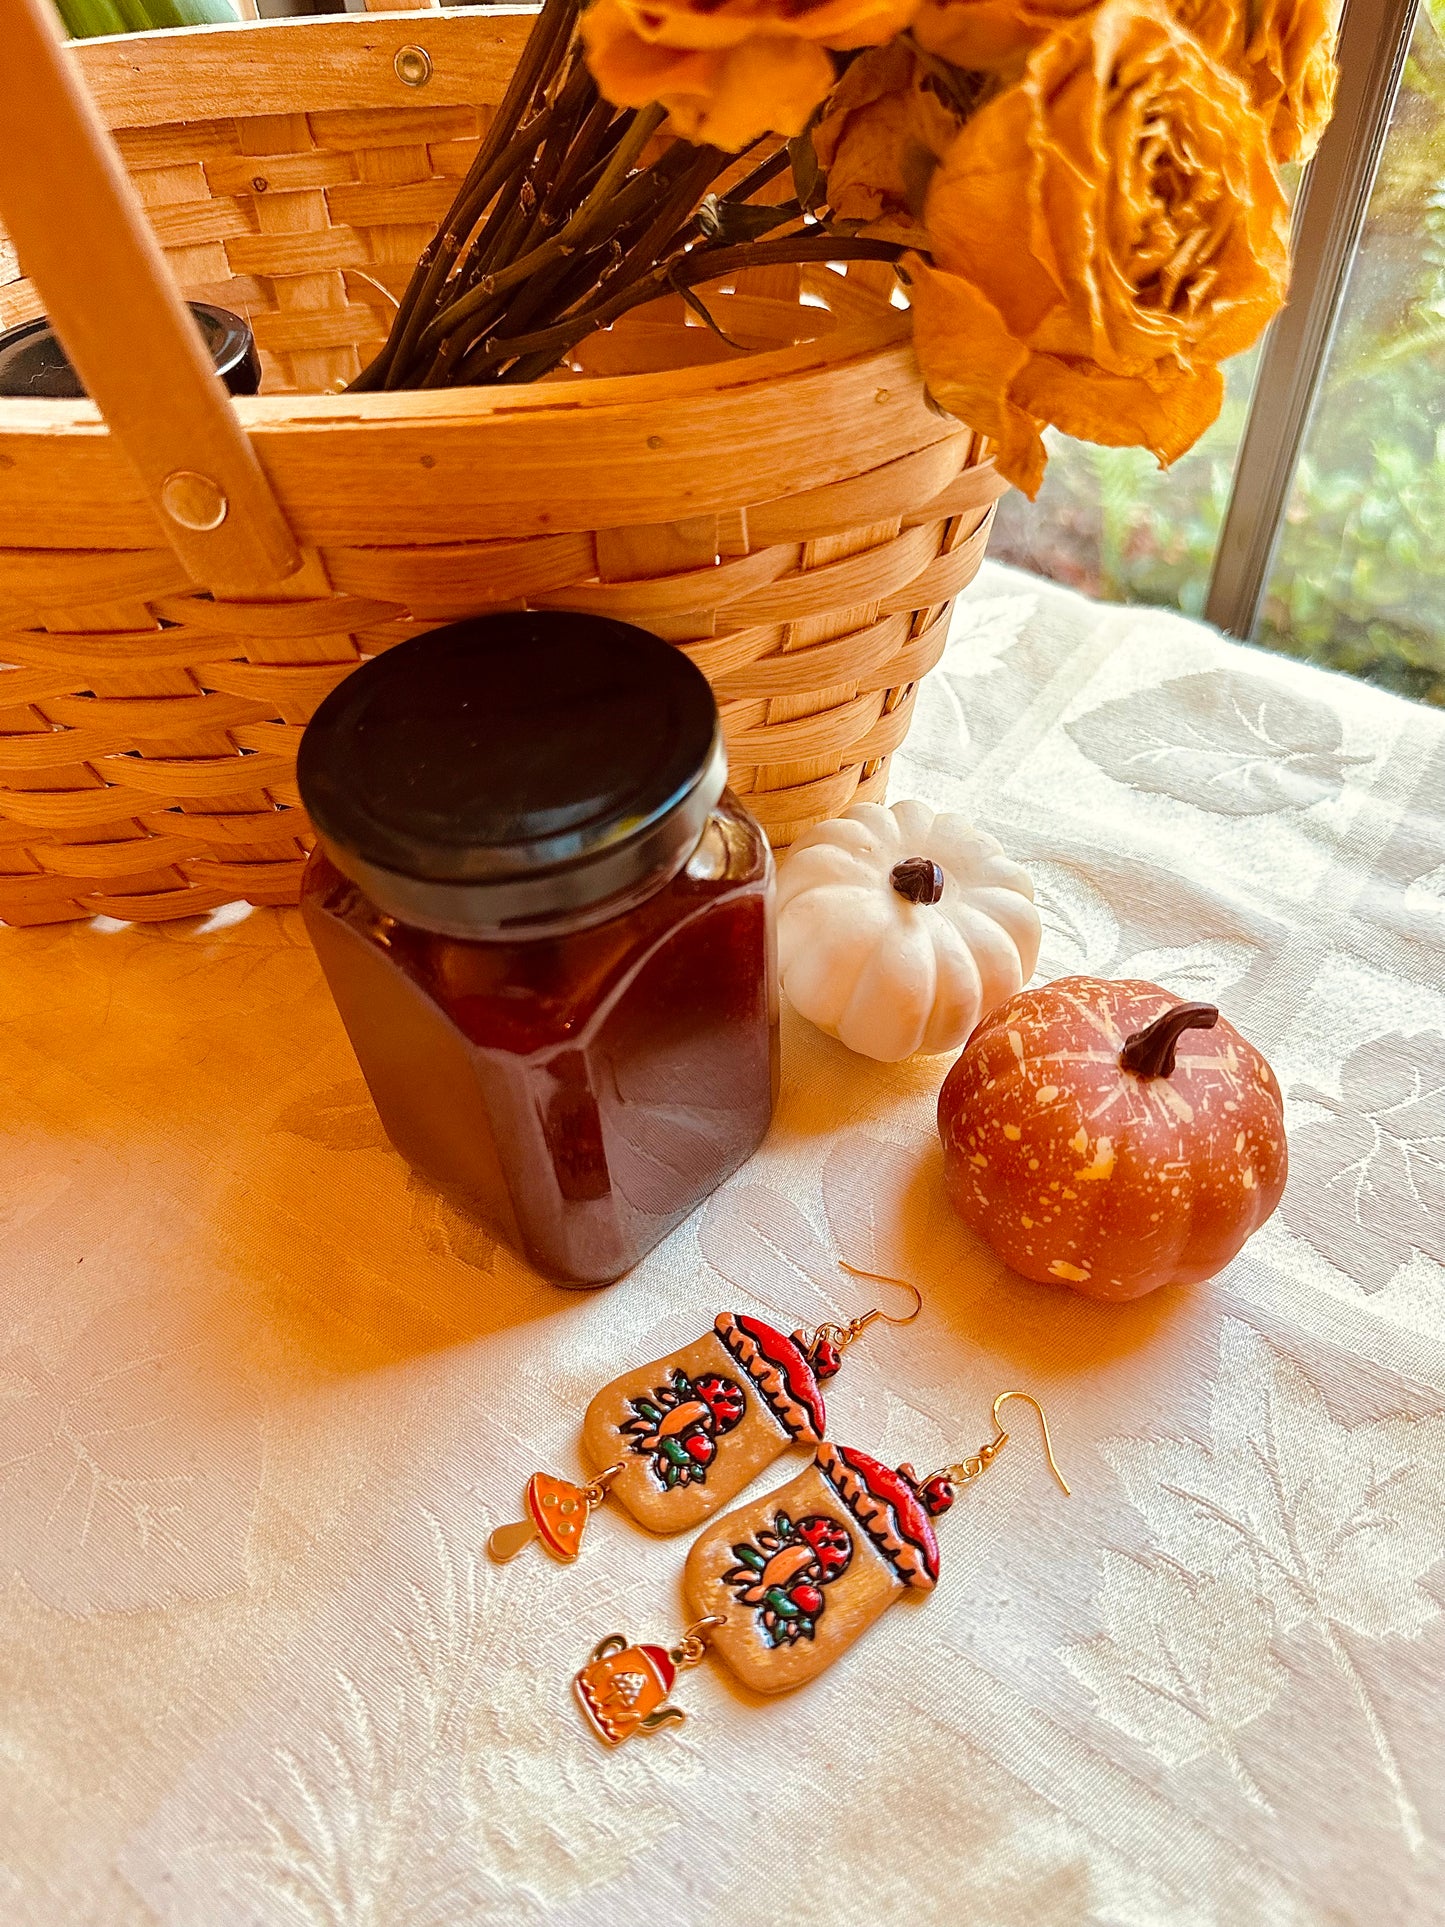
[938, 976, 1287, 1300]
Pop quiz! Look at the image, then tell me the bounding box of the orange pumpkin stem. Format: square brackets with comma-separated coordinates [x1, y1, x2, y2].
[1119, 1002, 1219, 1079]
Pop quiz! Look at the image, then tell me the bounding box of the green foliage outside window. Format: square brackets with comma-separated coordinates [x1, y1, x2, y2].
[56, 0, 236, 37]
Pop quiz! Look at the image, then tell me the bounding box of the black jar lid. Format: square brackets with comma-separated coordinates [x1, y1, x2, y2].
[297, 613, 727, 936]
[0, 302, 260, 400]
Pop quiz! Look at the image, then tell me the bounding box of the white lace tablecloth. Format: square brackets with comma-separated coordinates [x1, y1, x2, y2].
[4, 561, 1445, 1927]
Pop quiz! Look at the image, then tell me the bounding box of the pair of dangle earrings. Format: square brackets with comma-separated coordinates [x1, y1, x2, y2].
[488, 1268, 1070, 1746]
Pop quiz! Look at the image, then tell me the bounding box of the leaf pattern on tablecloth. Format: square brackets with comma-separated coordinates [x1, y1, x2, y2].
[1284, 1032, 1445, 1288]
[699, 1181, 839, 1316]
[820, 1132, 938, 1280]
[1065, 1556, 1283, 1806]
[1031, 861, 1258, 997]
[701, 1139, 946, 1325]
[699, 1166, 908, 1442]
[274, 1081, 499, 1271]
[1065, 1320, 1445, 1847]
[274, 1078, 391, 1155]
[0, 1300, 262, 1614]
[405, 1173, 500, 1274]
[1066, 671, 1373, 816]
[943, 592, 1039, 681]
[125, 1506, 697, 1925]
[1404, 861, 1445, 922]
[1031, 862, 1121, 977]
[907, 590, 1037, 767]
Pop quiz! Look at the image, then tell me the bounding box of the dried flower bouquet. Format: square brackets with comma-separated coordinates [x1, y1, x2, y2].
[357, 0, 1338, 497]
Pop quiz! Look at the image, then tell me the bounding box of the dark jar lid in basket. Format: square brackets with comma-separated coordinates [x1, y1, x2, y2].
[297, 611, 728, 937]
[0, 301, 260, 399]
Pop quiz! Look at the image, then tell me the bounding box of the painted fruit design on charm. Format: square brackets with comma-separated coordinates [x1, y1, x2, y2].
[723, 1511, 853, 1645]
[622, 1368, 747, 1489]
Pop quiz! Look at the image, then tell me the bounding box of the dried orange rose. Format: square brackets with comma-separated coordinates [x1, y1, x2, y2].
[1174, 0, 1338, 162]
[814, 46, 965, 240]
[912, 0, 1097, 72]
[583, 0, 922, 151]
[914, 0, 1336, 160]
[909, 0, 1289, 497]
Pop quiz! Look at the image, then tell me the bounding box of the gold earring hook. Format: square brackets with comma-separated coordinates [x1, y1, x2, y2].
[836, 1261, 923, 1332]
[795, 1264, 923, 1369]
[934, 1390, 1072, 1495]
[989, 1391, 1071, 1495]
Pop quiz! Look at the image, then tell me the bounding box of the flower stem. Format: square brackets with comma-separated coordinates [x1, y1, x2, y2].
[347, 19, 902, 396]
[489, 235, 905, 385]
[351, 0, 580, 390]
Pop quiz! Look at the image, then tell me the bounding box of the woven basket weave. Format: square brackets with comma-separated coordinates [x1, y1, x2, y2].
[0, 7, 1003, 926]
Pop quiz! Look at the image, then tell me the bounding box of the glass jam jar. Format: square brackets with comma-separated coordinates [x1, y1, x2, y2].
[297, 613, 778, 1287]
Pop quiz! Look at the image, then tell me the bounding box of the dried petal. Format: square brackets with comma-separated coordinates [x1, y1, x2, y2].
[583, 0, 921, 150]
[910, 0, 1290, 496]
[1174, 0, 1339, 163]
[814, 45, 963, 237]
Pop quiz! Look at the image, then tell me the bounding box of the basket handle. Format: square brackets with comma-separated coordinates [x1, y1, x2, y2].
[0, 0, 302, 593]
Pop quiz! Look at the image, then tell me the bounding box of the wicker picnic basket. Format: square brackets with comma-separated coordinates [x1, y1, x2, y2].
[0, 2, 1004, 927]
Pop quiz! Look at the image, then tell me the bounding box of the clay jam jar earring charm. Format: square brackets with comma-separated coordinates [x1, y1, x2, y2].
[488, 1264, 922, 1563]
[297, 615, 778, 1288]
[578, 1263, 923, 1534]
[571, 1391, 1071, 1742]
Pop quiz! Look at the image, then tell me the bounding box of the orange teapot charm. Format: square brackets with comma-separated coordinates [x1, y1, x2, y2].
[574, 1620, 721, 1746]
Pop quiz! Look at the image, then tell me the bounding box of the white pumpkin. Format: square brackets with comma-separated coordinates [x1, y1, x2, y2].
[776, 800, 1041, 1062]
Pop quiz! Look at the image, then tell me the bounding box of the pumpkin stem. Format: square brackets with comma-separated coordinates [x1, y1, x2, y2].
[891, 857, 945, 906]
[1120, 1003, 1219, 1079]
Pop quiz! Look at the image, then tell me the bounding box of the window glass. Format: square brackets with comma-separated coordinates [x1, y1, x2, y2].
[1260, 6, 1445, 705]
[987, 349, 1260, 620]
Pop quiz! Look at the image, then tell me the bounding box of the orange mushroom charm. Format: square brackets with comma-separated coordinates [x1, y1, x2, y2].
[937, 976, 1288, 1300]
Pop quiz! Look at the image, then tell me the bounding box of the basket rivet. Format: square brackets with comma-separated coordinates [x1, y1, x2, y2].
[395, 45, 432, 88]
[161, 470, 229, 533]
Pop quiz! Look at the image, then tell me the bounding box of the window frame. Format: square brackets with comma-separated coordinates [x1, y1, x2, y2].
[1202, 0, 1422, 639]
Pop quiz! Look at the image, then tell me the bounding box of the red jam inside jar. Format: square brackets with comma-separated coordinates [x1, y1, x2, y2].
[297, 613, 778, 1286]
